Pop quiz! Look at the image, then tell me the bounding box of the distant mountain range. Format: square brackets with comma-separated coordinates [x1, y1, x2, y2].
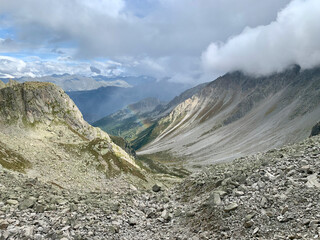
[1, 74, 132, 91]
[67, 77, 193, 123]
[1, 74, 193, 123]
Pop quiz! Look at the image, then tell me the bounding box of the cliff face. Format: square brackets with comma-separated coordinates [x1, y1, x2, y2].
[137, 67, 320, 167]
[0, 81, 150, 191]
[0, 81, 107, 141]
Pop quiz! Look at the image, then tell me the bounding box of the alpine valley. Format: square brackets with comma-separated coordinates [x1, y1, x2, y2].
[0, 64, 320, 239]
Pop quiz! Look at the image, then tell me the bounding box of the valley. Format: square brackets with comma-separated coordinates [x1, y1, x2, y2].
[1, 1, 320, 239]
[1, 65, 320, 240]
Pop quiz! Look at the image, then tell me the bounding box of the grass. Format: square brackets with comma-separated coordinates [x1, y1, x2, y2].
[0, 144, 32, 173]
[136, 151, 190, 178]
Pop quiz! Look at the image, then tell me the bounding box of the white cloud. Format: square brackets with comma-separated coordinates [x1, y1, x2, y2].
[0, 55, 124, 78]
[0, 0, 291, 82]
[202, 0, 320, 76]
[0, 56, 26, 74]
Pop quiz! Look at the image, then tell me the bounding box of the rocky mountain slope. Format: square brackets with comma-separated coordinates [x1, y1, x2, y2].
[0, 80, 151, 191]
[137, 66, 320, 168]
[1, 129, 319, 239]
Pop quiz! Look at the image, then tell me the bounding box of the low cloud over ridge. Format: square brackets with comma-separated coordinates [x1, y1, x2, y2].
[202, 0, 320, 76]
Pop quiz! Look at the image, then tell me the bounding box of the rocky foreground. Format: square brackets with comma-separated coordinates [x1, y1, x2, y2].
[1, 135, 320, 239]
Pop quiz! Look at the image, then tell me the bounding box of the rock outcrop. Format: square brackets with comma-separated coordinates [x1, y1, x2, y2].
[0, 82, 148, 191]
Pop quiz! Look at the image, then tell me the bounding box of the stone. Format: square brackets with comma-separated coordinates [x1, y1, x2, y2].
[245, 214, 255, 221]
[108, 225, 119, 234]
[152, 184, 161, 192]
[186, 212, 195, 217]
[235, 191, 244, 196]
[56, 198, 68, 205]
[23, 226, 34, 237]
[306, 173, 320, 188]
[212, 192, 222, 205]
[244, 220, 254, 228]
[128, 218, 137, 226]
[6, 199, 18, 205]
[257, 180, 266, 189]
[261, 197, 268, 207]
[224, 203, 238, 212]
[110, 202, 120, 212]
[0, 220, 9, 230]
[19, 197, 36, 210]
[281, 206, 289, 215]
[161, 210, 171, 222]
[252, 227, 259, 235]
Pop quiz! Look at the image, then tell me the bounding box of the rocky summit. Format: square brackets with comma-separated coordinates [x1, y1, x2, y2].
[1, 132, 320, 239]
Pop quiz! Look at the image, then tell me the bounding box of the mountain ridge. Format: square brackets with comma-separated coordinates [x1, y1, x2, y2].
[135, 66, 320, 168]
[0, 81, 153, 191]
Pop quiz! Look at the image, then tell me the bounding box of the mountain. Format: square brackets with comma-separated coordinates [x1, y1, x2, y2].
[68, 78, 192, 123]
[12, 74, 131, 91]
[93, 98, 165, 141]
[136, 66, 320, 168]
[0, 80, 150, 190]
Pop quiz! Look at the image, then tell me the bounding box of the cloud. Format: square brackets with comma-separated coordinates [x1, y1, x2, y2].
[90, 66, 101, 74]
[51, 48, 65, 54]
[0, 38, 20, 52]
[202, 0, 320, 76]
[0, 55, 124, 78]
[0, 56, 26, 75]
[0, 0, 291, 82]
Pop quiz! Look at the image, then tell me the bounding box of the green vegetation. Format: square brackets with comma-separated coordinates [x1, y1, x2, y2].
[136, 151, 190, 178]
[131, 123, 158, 150]
[95, 115, 153, 142]
[0, 144, 31, 173]
[109, 135, 136, 157]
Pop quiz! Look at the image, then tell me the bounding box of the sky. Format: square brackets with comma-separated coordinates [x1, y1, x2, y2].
[0, 0, 318, 83]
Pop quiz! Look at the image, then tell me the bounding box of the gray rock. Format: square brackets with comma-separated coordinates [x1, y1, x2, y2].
[161, 210, 171, 222]
[6, 199, 18, 205]
[224, 203, 238, 212]
[212, 192, 222, 205]
[152, 184, 161, 192]
[19, 197, 36, 210]
[244, 220, 254, 228]
[128, 218, 137, 226]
